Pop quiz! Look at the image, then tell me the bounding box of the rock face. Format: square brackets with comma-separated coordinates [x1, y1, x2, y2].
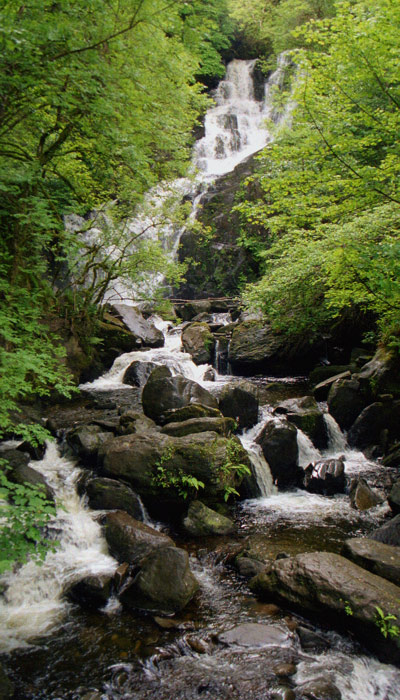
[112, 304, 164, 348]
[302, 457, 346, 496]
[183, 500, 234, 537]
[119, 546, 199, 613]
[181, 322, 215, 365]
[389, 479, 400, 515]
[327, 377, 367, 430]
[85, 478, 144, 519]
[122, 360, 158, 387]
[250, 551, 400, 661]
[104, 511, 174, 564]
[217, 381, 259, 431]
[342, 538, 400, 587]
[142, 367, 218, 424]
[370, 514, 400, 547]
[256, 419, 300, 488]
[348, 477, 381, 511]
[275, 396, 328, 449]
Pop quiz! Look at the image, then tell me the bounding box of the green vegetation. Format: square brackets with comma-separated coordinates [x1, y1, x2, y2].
[153, 446, 205, 500]
[0, 464, 58, 573]
[219, 438, 251, 501]
[235, 0, 400, 350]
[375, 606, 400, 640]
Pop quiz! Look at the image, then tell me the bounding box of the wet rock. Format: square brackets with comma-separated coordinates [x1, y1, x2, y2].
[275, 396, 328, 449]
[228, 320, 284, 374]
[272, 663, 297, 677]
[296, 626, 331, 653]
[0, 663, 14, 700]
[178, 301, 212, 322]
[370, 514, 400, 546]
[67, 424, 113, 464]
[111, 304, 164, 348]
[142, 368, 218, 424]
[348, 477, 381, 511]
[218, 622, 292, 648]
[104, 511, 174, 565]
[348, 400, 400, 450]
[153, 616, 181, 629]
[122, 360, 158, 387]
[1, 449, 54, 502]
[161, 416, 235, 438]
[114, 562, 129, 590]
[235, 556, 265, 579]
[327, 377, 367, 430]
[312, 370, 352, 401]
[67, 574, 112, 609]
[297, 678, 342, 700]
[389, 478, 400, 515]
[181, 322, 215, 365]
[162, 404, 222, 425]
[120, 546, 199, 614]
[183, 500, 235, 537]
[186, 636, 209, 654]
[117, 411, 158, 435]
[256, 419, 300, 488]
[342, 538, 400, 587]
[302, 456, 346, 496]
[17, 440, 47, 460]
[271, 690, 296, 700]
[216, 381, 259, 431]
[81, 693, 103, 700]
[85, 478, 144, 519]
[309, 365, 352, 387]
[357, 347, 400, 399]
[250, 551, 400, 660]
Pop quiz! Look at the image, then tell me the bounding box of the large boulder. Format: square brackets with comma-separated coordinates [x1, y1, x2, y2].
[182, 500, 234, 537]
[85, 478, 144, 519]
[348, 477, 381, 511]
[1, 449, 54, 502]
[348, 400, 400, 450]
[370, 514, 400, 547]
[161, 416, 235, 438]
[250, 551, 400, 661]
[216, 381, 259, 431]
[389, 479, 400, 515]
[117, 411, 158, 436]
[228, 320, 284, 375]
[256, 419, 300, 488]
[67, 424, 113, 464]
[342, 538, 400, 587]
[122, 360, 158, 387]
[104, 511, 174, 564]
[327, 378, 368, 430]
[274, 396, 328, 449]
[67, 574, 113, 610]
[312, 370, 351, 401]
[302, 456, 346, 496]
[181, 322, 215, 365]
[356, 347, 400, 399]
[161, 404, 222, 425]
[119, 546, 199, 613]
[111, 304, 164, 348]
[142, 367, 218, 424]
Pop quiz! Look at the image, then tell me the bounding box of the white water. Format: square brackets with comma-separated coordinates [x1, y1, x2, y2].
[0, 442, 117, 652]
[297, 429, 321, 466]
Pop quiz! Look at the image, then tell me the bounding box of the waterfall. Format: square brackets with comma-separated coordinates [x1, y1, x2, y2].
[324, 413, 347, 453]
[0, 442, 117, 652]
[297, 429, 321, 467]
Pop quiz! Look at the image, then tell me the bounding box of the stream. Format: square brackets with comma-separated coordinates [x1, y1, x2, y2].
[1, 58, 400, 699]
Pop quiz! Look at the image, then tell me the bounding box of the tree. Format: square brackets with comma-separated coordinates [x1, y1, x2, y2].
[235, 0, 400, 348]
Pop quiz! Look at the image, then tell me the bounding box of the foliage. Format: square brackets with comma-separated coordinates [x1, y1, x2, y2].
[0, 462, 58, 573]
[153, 446, 205, 500]
[375, 606, 400, 640]
[235, 0, 400, 348]
[219, 438, 250, 501]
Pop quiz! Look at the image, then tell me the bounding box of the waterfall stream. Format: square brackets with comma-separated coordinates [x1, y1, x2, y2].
[1, 58, 399, 700]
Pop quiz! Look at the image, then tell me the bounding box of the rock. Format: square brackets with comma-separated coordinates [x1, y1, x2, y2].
[309, 365, 352, 387]
[182, 500, 234, 537]
[162, 404, 222, 425]
[104, 511, 174, 564]
[103, 431, 169, 496]
[348, 400, 400, 450]
[383, 447, 400, 469]
[181, 322, 215, 365]
[312, 370, 352, 401]
[370, 514, 400, 546]
[117, 411, 158, 435]
[296, 626, 330, 652]
[275, 396, 328, 449]
[142, 368, 218, 424]
[327, 378, 368, 430]
[218, 622, 292, 648]
[114, 562, 129, 590]
[122, 360, 158, 387]
[216, 381, 259, 431]
[348, 477, 381, 511]
[256, 419, 300, 488]
[250, 551, 400, 661]
[272, 663, 297, 677]
[85, 478, 144, 519]
[120, 546, 199, 613]
[67, 574, 112, 609]
[17, 440, 47, 460]
[161, 416, 235, 438]
[302, 456, 346, 496]
[111, 304, 164, 348]
[389, 479, 400, 515]
[178, 301, 212, 322]
[342, 538, 400, 586]
[1, 449, 54, 502]
[235, 557, 265, 579]
[297, 679, 342, 700]
[67, 424, 113, 464]
[228, 320, 284, 374]
[0, 663, 14, 700]
[357, 347, 400, 399]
